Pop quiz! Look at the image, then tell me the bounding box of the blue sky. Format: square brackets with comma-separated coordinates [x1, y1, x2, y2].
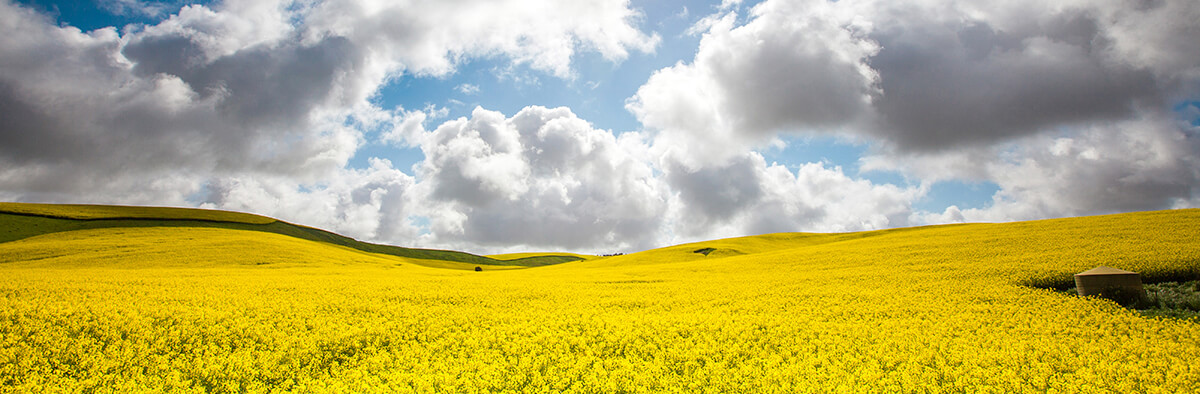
[1, 0, 1196, 253]
[350, 0, 997, 213]
[353, 0, 708, 172]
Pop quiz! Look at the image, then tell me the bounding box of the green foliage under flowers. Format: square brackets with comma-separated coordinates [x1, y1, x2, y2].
[1059, 280, 1200, 322]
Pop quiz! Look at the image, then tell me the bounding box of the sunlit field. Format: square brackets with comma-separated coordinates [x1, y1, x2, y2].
[2, 205, 1199, 392]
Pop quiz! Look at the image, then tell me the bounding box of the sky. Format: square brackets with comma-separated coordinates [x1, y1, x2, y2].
[0, 0, 1198, 254]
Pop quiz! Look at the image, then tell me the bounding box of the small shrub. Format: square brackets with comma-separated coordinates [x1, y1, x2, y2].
[1064, 280, 1200, 321]
[1144, 281, 1200, 312]
[1092, 285, 1147, 308]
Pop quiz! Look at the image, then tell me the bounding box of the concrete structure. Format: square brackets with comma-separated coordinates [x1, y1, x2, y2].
[1074, 266, 1145, 305]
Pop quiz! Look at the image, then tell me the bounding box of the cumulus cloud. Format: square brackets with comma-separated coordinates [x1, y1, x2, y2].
[662, 151, 919, 241]
[387, 105, 919, 253]
[199, 158, 420, 243]
[304, 0, 660, 79]
[410, 106, 669, 252]
[880, 113, 1200, 224]
[628, 0, 879, 164]
[377, 107, 434, 147]
[0, 0, 660, 181]
[3, 0, 1197, 254]
[633, 0, 1198, 151]
[0, 0, 363, 198]
[860, 0, 1184, 150]
[629, 0, 1200, 225]
[0, 0, 660, 246]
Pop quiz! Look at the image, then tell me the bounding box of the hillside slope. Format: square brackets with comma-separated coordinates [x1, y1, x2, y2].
[572, 209, 1200, 288]
[2, 207, 1199, 392]
[0, 202, 583, 267]
[0, 226, 517, 271]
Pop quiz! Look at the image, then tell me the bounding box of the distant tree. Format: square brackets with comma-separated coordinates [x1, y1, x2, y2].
[474, 266, 482, 272]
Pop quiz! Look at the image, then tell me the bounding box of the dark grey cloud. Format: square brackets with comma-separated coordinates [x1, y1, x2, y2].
[0, 0, 670, 253]
[629, 0, 1200, 227]
[632, 0, 1198, 152]
[664, 154, 764, 229]
[0, 0, 659, 194]
[867, 8, 1166, 150]
[627, 3, 879, 164]
[856, 1, 1200, 220]
[0, 1, 368, 194]
[0, 81, 75, 164]
[5, 0, 1195, 254]
[124, 33, 361, 130]
[704, 12, 876, 134]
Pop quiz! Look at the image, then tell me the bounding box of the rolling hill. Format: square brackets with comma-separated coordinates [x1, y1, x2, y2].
[0, 202, 584, 268]
[1, 204, 1198, 392]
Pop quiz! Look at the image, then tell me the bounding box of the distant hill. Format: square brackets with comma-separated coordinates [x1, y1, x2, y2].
[561, 208, 1200, 289]
[0, 202, 585, 268]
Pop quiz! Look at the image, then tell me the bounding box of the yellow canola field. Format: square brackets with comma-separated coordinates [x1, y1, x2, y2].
[2, 209, 1200, 393]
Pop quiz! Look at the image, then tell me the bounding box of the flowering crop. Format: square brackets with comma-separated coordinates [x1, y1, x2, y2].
[1, 209, 1199, 392]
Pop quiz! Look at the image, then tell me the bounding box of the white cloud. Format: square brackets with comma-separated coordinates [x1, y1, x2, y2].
[411, 106, 669, 253]
[395, 105, 920, 253]
[99, 0, 177, 18]
[0, 0, 673, 252]
[629, 0, 880, 165]
[2, 0, 1197, 255]
[199, 158, 420, 243]
[0, 0, 660, 204]
[661, 151, 919, 242]
[676, 6, 689, 19]
[1, 0, 367, 191]
[456, 83, 480, 95]
[854, 0, 1191, 151]
[304, 0, 660, 79]
[378, 107, 433, 147]
[629, 0, 1200, 230]
[889, 113, 1200, 224]
[1098, 0, 1200, 79]
[634, 0, 1200, 154]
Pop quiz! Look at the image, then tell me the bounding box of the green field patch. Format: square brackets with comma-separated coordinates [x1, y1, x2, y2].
[1056, 280, 1200, 322]
[0, 202, 276, 224]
